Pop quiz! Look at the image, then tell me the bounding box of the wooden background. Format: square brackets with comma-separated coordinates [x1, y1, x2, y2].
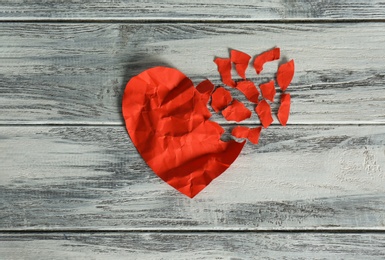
[1, 1, 385, 259]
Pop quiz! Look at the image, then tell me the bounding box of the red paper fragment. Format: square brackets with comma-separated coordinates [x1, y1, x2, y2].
[231, 126, 249, 139]
[255, 100, 273, 128]
[122, 67, 245, 198]
[253, 47, 280, 74]
[236, 80, 260, 104]
[196, 79, 214, 104]
[277, 59, 295, 91]
[214, 57, 236, 87]
[211, 87, 232, 112]
[222, 99, 252, 122]
[259, 80, 276, 102]
[278, 93, 291, 126]
[232, 126, 262, 144]
[248, 127, 263, 144]
[230, 49, 251, 79]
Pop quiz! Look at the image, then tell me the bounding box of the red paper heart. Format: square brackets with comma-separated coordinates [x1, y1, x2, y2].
[122, 67, 245, 198]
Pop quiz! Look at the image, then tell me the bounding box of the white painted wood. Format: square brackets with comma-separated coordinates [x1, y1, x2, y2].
[0, 23, 384, 125]
[1, 1, 385, 20]
[1, 125, 385, 229]
[1, 1, 385, 255]
[1, 232, 385, 259]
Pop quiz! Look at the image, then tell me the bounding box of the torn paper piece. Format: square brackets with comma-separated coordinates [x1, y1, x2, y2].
[236, 80, 260, 104]
[214, 57, 236, 87]
[230, 49, 251, 79]
[196, 79, 214, 104]
[253, 47, 280, 74]
[211, 87, 232, 112]
[259, 80, 276, 102]
[232, 126, 262, 144]
[277, 59, 295, 91]
[277, 93, 291, 126]
[255, 100, 273, 128]
[222, 99, 252, 122]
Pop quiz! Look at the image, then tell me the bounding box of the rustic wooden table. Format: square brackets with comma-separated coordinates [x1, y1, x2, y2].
[1, 1, 385, 259]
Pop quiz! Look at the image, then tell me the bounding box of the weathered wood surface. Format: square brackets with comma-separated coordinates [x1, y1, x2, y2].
[1, 232, 385, 259]
[1, 125, 385, 229]
[1, 1, 385, 257]
[1, 0, 385, 20]
[0, 23, 384, 125]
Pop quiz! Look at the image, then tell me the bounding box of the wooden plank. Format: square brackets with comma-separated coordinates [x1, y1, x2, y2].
[1, 1, 385, 20]
[1, 125, 385, 229]
[0, 23, 384, 125]
[1, 232, 385, 259]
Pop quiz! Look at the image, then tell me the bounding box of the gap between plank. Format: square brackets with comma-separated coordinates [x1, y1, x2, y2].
[0, 18, 385, 24]
[1, 227, 385, 234]
[0, 122, 384, 127]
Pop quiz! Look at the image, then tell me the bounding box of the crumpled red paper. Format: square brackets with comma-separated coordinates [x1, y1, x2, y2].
[278, 93, 291, 126]
[222, 99, 252, 122]
[196, 79, 214, 104]
[255, 100, 273, 128]
[253, 47, 280, 74]
[123, 48, 295, 199]
[214, 57, 236, 87]
[211, 87, 232, 112]
[122, 67, 245, 198]
[277, 59, 295, 91]
[230, 49, 251, 79]
[259, 80, 276, 102]
[232, 126, 262, 144]
[236, 80, 260, 104]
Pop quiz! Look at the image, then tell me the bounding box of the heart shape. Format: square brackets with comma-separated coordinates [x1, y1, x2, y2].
[122, 67, 245, 198]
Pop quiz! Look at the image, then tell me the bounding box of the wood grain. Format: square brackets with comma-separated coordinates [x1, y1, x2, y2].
[1, 232, 385, 259]
[1, 1, 385, 256]
[1, 125, 385, 229]
[0, 23, 384, 125]
[1, 1, 385, 20]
